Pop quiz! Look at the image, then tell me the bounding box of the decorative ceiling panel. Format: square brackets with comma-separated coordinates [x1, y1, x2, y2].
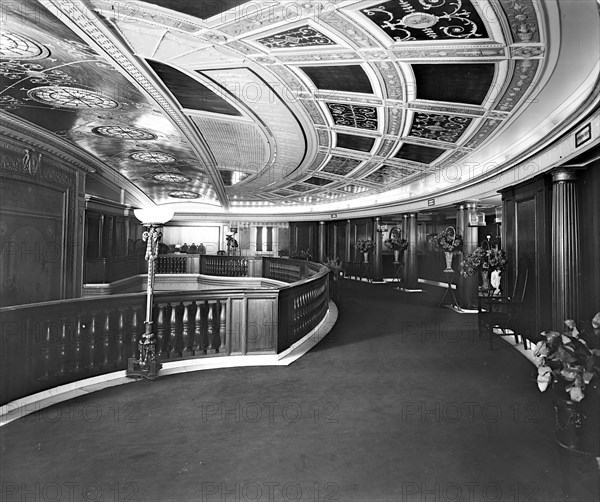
[363, 165, 418, 184]
[360, 0, 489, 42]
[326, 103, 378, 130]
[147, 60, 242, 116]
[408, 113, 473, 143]
[190, 116, 269, 175]
[304, 176, 335, 187]
[257, 26, 337, 49]
[394, 143, 447, 164]
[320, 156, 362, 176]
[412, 63, 496, 105]
[336, 133, 376, 152]
[300, 65, 373, 93]
[139, 0, 255, 20]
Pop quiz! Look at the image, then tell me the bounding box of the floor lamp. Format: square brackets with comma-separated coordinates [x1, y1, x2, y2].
[127, 206, 174, 380]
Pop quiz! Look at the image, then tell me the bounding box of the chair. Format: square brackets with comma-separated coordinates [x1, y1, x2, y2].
[478, 260, 529, 350]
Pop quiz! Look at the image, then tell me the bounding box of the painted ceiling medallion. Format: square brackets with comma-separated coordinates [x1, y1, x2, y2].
[92, 126, 157, 140]
[401, 13, 439, 29]
[168, 190, 201, 199]
[257, 26, 336, 49]
[153, 173, 191, 183]
[0, 32, 50, 60]
[327, 103, 378, 130]
[361, 0, 488, 41]
[131, 151, 177, 163]
[27, 86, 119, 109]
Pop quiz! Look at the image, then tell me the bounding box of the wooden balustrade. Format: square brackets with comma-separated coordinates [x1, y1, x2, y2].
[1, 258, 331, 406]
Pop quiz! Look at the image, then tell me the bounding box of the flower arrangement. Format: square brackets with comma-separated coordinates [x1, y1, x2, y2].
[432, 228, 463, 253]
[355, 239, 376, 253]
[460, 247, 507, 278]
[323, 256, 344, 274]
[290, 249, 312, 260]
[278, 248, 289, 257]
[384, 235, 408, 251]
[534, 314, 600, 402]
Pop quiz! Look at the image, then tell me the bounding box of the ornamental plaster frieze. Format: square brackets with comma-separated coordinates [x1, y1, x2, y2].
[313, 92, 383, 106]
[391, 45, 506, 60]
[372, 61, 404, 101]
[0, 114, 96, 177]
[497, 0, 541, 44]
[91, 1, 206, 33]
[494, 59, 540, 112]
[274, 52, 361, 64]
[407, 102, 486, 117]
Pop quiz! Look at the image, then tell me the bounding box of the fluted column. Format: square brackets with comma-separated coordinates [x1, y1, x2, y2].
[318, 221, 326, 262]
[373, 217, 383, 282]
[405, 213, 418, 289]
[345, 220, 352, 263]
[457, 202, 479, 308]
[551, 169, 580, 330]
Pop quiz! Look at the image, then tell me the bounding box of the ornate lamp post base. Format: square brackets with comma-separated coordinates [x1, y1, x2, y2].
[127, 358, 162, 380]
[127, 327, 162, 380]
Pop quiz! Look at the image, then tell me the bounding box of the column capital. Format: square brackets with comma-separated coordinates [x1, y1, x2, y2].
[551, 168, 578, 183]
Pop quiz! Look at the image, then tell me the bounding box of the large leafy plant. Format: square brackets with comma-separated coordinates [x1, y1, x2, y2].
[534, 315, 600, 402]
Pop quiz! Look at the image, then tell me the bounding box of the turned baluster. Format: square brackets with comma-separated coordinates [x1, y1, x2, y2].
[169, 302, 180, 358]
[40, 321, 55, 381]
[193, 301, 203, 355]
[116, 308, 127, 367]
[72, 314, 83, 374]
[101, 310, 112, 369]
[129, 307, 141, 359]
[88, 313, 98, 373]
[206, 301, 215, 354]
[156, 303, 167, 359]
[58, 317, 71, 376]
[182, 302, 193, 357]
[218, 300, 226, 353]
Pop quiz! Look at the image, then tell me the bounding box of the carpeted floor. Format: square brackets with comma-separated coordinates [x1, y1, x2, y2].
[1, 280, 597, 501]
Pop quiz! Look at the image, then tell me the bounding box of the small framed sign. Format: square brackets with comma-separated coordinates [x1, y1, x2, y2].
[575, 123, 591, 148]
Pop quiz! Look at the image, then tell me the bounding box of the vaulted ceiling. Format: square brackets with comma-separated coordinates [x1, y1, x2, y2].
[1, 0, 598, 216]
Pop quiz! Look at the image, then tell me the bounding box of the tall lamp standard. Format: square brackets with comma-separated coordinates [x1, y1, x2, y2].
[127, 206, 174, 380]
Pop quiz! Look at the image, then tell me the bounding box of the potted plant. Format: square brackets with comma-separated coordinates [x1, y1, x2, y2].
[355, 239, 375, 263]
[278, 248, 289, 258]
[534, 314, 600, 453]
[384, 235, 408, 263]
[432, 227, 463, 272]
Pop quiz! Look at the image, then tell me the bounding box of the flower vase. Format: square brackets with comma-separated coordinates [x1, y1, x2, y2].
[443, 251, 454, 272]
[394, 250, 400, 263]
[363, 252, 369, 264]
[490, 270, 501, 296]
[480, 269, 490, 292]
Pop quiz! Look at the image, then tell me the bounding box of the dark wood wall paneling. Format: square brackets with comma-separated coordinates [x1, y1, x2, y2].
[578, 161, 600, 321]
[0, 143, 86, 307]
[84, 206, 144, 284]
[501, 175, 552, 338]
[289, 222, 318, 258]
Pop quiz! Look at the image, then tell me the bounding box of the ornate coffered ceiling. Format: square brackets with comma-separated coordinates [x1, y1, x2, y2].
[0, 0, 598, 216]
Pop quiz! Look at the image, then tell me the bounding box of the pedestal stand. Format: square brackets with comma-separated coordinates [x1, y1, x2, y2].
[438, 271, 461, 311]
